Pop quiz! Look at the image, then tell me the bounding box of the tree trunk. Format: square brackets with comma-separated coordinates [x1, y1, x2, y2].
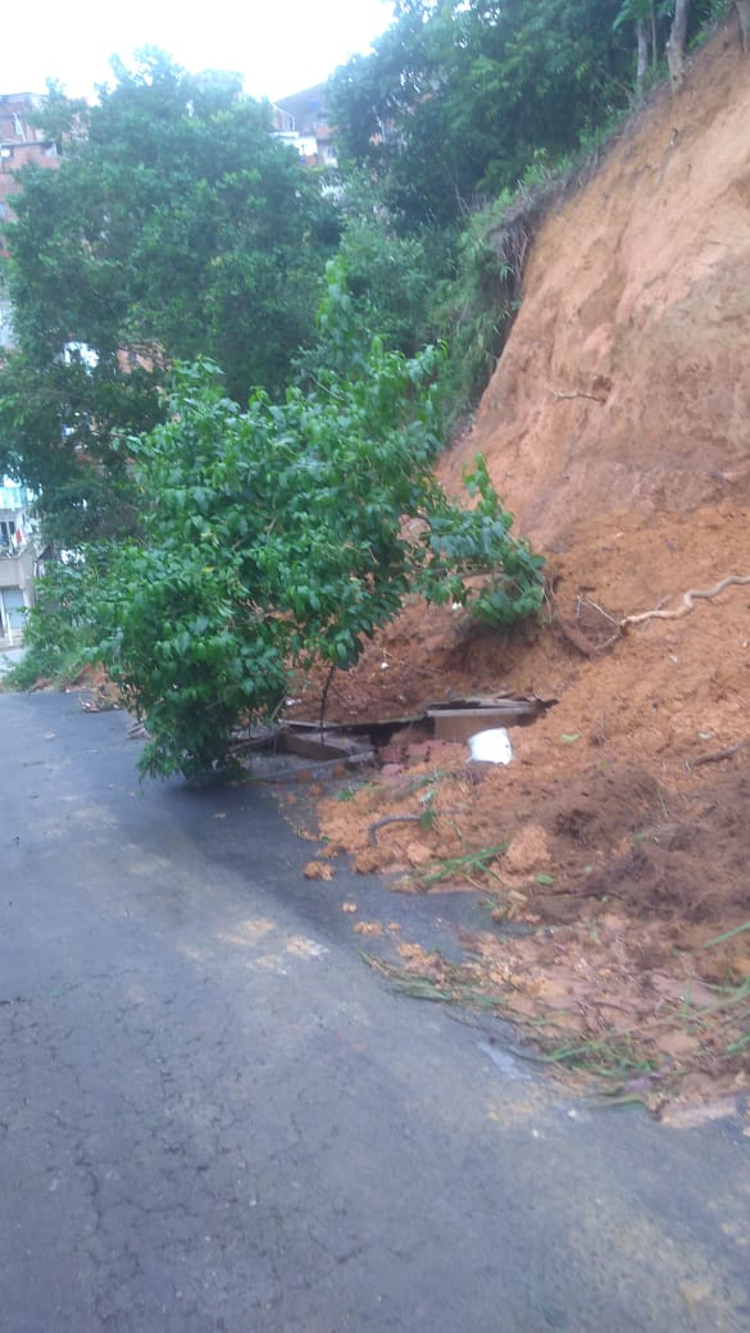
[666, 0, 690, 92]
[737, 0, 750, 54]
[636, 18, 649, 96]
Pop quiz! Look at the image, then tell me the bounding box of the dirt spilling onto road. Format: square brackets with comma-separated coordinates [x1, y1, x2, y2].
[289, 503, 750, 1107]
[290, 24, 750, 1110]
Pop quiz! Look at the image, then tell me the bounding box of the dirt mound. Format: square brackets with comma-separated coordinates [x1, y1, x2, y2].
[299, 499, 750, 1104]
[291, 25, 750, 1108]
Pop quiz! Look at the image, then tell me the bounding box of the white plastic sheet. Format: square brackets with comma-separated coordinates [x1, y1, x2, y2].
[468, 727, 513, 765]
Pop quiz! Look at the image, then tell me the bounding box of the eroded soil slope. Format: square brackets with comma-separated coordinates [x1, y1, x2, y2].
[440, 17, 750, 547]
[292, 23, 750, 1107]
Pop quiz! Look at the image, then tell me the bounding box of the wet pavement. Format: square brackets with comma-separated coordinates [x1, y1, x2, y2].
[1, 692, 749, 1332]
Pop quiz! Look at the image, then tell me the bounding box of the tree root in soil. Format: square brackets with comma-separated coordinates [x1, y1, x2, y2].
[588, 573, 750, 653]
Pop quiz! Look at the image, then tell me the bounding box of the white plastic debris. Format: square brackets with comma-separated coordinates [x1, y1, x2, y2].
[468, 726, 513, 765]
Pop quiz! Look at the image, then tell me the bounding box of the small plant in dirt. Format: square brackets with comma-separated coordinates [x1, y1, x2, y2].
[91, 261, 545, 779]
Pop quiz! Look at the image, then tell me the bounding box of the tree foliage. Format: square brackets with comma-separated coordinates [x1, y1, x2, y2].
[329, 0, 630, 229]
[332, 186, 439, 357]
[0, 52, 338, 545]
[329, 0, 731, 230]
[93, 266, 544, 778]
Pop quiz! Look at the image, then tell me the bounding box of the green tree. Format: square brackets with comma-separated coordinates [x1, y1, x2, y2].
[330, 0, 731, 232]
[94, 264, 545, 779]
[0, 52, 339, 545]
[305, 173, 444, 360]
[329, 1, 631, 230]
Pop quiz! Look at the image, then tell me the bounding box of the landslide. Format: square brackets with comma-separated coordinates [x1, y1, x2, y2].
[292, 22, 750, 1109]
[441, 19, 750, 545]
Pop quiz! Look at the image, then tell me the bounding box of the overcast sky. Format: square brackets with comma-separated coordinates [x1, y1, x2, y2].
[2, 0, 395, 102]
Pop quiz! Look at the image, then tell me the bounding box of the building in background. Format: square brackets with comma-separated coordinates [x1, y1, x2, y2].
[0, 479, 35, 646]
[271, 85, 338, 170]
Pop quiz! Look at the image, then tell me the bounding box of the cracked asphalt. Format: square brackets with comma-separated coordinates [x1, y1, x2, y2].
[2, 692, 750, 1333]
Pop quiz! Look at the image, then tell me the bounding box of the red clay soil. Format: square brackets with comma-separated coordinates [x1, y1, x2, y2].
[291, 24, 750, 1110]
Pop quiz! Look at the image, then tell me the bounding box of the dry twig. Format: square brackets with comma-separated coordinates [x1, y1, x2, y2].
[686, 740, 749, 771]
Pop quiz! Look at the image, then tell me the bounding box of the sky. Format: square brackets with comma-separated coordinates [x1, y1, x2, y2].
[2, 0, 396, 103]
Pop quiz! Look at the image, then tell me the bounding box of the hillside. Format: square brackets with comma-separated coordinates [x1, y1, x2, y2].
[293, 22, 750, 1108]
[443, 15, 750, 545]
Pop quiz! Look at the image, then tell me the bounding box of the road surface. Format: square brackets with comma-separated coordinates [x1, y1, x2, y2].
[1, 693, 749, 1332]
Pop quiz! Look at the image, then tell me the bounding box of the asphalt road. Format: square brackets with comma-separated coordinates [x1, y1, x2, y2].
[1, 692, 749, 1333]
